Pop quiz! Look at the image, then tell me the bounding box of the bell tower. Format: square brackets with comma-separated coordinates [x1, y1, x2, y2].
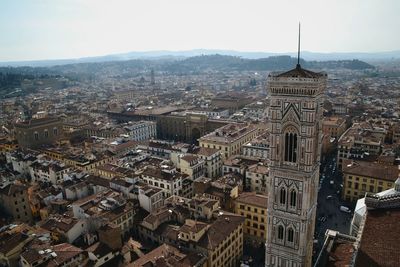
[265, 25, 327, 267]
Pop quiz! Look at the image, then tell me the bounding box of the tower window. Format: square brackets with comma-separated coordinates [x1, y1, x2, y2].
[290, 189, 297, 208]
[279, 187, 286, 205]
[284, 131, 298, 163]
[287, 228, 294, 243]
[278, 225, 284, 240]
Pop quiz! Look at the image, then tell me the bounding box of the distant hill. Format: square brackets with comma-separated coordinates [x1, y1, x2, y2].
[0, 55, 375, 81]
[0, 49, 398, 67]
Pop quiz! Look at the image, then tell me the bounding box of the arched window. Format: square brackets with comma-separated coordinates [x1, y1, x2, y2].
[278, 225, 284, 240]
[280, 187, 286, 205]
[284, 130, 298, 163]
[287, 228, 294, 243]
[290, 189, 297, 208]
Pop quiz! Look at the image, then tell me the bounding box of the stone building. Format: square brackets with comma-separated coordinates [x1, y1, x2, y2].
[0, 183, 33, 223]
[109, 109, 228, 144]
[14, 117, 63, 149]
[199, 123, 258, 160]
[265, 63, 327, 267]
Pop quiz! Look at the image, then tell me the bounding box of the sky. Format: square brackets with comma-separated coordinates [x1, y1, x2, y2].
[0, 0, 399, 61]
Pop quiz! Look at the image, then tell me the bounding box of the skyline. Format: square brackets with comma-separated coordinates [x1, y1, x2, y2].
[1, 0, 400, 62]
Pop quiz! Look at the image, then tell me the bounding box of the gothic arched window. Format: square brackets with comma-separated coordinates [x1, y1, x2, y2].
[284, 128, 298, 163]
[280, 187, 286, 205]
[290, 189, 297, 208]
[278, 225, 284, 240]
[287, 228, 294, 243]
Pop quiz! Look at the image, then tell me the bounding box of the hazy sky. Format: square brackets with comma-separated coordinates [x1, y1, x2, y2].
[0, 0, 399, 61]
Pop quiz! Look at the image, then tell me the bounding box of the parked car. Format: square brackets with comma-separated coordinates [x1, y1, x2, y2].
[326, 195, 333, 200]
[339, 206, 351, 213]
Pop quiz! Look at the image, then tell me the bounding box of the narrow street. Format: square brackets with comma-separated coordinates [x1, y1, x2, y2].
[313, 151, 354, 259]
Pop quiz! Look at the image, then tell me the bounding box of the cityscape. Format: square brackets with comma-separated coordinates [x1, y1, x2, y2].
[0, 1, 400, 267]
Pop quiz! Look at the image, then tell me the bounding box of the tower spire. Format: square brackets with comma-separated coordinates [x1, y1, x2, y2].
[297, 22, 301, 68]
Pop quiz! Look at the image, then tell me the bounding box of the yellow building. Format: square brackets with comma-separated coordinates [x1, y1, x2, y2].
[234, 192, 268, 244]
[342, 159, 398, 202]
[199, 123, 258, 160]
[200, 214, 244, 267]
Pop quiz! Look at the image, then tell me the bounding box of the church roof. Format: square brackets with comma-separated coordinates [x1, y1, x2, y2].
[276, 64, 325, 78]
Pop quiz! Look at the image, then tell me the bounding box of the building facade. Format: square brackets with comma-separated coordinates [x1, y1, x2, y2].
[341, 159, 398, 202]
[265, 64, 326, 267]
[199, 123, 258, 160]
[0, 183, 33, 223]
[234, 192, 268, 245]
[14, 117, 63, 149]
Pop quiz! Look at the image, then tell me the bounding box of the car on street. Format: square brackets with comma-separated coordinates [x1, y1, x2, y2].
[339, 206, 351, 213]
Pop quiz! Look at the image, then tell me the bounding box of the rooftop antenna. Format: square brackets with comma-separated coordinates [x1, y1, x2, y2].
[297, 22, 301, 68]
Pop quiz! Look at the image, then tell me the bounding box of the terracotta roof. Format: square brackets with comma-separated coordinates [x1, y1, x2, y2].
[40, 215, 79, 233]
[236, 192, 268, 209]
[21, 243, 84, 266]
[193, 147, 220, 157]
[0, 183, 27, 196]
[87, 242, 113, 257]
[179, 220, 207, 234]
[326, 242, 355, 267]
[355, 208, 400, 267]
[129, 244, 187, 267]
[342, 159, 398, 182]
[276, 65, 325, 78]
[198, 213, 244, 250]
[0, 232, 30, 254]
[314, 230, 356, 267]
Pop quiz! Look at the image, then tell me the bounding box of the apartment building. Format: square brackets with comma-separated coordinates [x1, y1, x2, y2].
[199, 123, 258, 160]
[0, 183, 33, 223]
[322, 116, 347, 139]
[123, 120, 157, 141]
[178, 154, 205, 180]
[72, 190, 135, 235]
[141, 165, 188, 198]
[234, 192, 268, 244]
[192, 147, 222, 179]
[342, 159, 398, 202]
[337, 122, 385, 169]
[245, 163, 269, 193]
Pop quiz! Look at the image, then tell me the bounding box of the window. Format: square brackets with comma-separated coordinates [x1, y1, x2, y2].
[284, 130, 298, 163]
[278, 225, 284, 240]
[280, 187, 286, 205]
[34, 132, 39, 140]
[44, 130, 49, 138]
[287, 228, 294, 243]
[53, 127, 58, 136]
[290, 189, 297, 208]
